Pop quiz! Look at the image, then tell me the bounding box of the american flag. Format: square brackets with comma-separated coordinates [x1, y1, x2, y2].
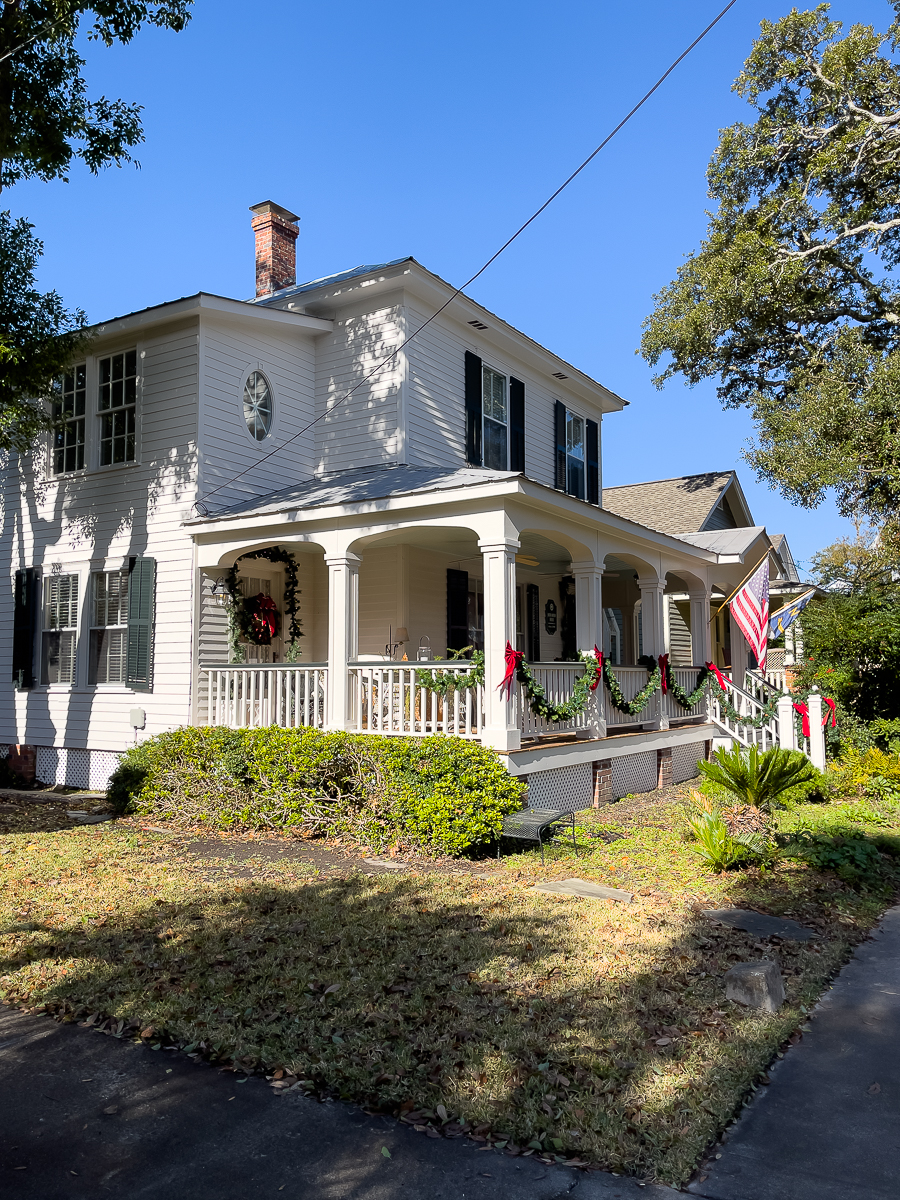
[730, 559, 770, 672]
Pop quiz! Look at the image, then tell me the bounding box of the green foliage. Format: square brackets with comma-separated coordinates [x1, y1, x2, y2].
[686, 809, 770, 873]
[782, 829, 891, 885]
[698, 744, 821, 812]
[0, 2, 194, 190]
[640, 4, 900, 532]
[870, 718, 900, 752]
[0, 211, 89, 450]
[106, 727, 526, 856]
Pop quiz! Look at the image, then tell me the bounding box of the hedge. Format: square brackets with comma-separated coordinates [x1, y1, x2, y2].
[107, 727, 526, 856]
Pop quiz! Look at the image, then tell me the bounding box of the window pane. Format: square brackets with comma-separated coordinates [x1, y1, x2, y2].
[51, 365, 86, 475]
[566, 413, 584, 458]
[42, 630, 76, 684]
[44, 575, 78, 630]
[98, 352, 137, 462]
[90, 628, 126, 684]
[567, 456, 585, 500]
[482, 367, 506, 424]
[483, 417, 508, 470]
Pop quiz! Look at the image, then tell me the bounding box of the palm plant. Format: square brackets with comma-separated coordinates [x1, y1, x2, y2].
[698, 744, 820, 813]
[686, 808, 770, 872]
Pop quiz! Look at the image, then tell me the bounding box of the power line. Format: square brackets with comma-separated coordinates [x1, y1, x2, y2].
[0, 15, 69, 66]
[194, 0, 740, 516]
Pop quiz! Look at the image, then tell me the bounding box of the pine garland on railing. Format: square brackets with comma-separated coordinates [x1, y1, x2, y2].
[663, 661, 714, 711]
[602, 656, 661, 715]
[513, 650, 602, 722]
[414, 648, 485, 696]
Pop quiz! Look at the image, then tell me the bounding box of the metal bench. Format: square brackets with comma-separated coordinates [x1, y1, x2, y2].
[498, 807, 578, 863]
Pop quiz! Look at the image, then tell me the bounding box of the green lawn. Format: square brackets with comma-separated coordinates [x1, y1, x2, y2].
[0, 784, 894, 1186]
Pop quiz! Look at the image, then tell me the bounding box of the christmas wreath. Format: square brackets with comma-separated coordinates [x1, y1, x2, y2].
[224, 546, 303, 658]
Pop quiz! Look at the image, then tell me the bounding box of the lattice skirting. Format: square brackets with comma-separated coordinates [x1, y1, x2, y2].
[672, 741, 705, 785]
[526, 762, 592, 811]
[611, 751, 657, 799]
[34, 748, 120, 790]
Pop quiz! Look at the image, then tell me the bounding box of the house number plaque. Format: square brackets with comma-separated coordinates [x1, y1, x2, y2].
[544, 599, 557, 635]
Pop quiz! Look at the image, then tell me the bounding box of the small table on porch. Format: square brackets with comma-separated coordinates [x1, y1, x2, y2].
[499, 807, 578, 864]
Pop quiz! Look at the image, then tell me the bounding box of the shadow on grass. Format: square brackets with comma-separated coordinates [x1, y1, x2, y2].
[0, 866, 851, 1183]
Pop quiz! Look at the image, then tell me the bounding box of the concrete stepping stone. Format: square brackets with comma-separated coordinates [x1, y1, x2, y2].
[705, 907, 818, 941]
[361, 857, 407, 871]
[531, 877, 634, 903]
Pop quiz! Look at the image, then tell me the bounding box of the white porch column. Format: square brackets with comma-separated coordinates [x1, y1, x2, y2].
[688, 588, 712, 666]
[807, 690, 827, 770]
[479, 538, 520, 752]
[729, 612, 750, 684]
[572, 560, 606, 738]
[636, 578, 666, 659]
[325, 551, 360, 731]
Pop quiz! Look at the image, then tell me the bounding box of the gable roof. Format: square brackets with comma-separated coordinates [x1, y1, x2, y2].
[602, 472, 743, 535]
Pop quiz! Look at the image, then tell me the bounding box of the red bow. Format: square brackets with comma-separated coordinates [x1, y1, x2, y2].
[705, 661, 727, 691]
[590, 645, 604, 691]
[793, 702, 810, 738]
[658, 652, 669, 693]
[498, 640, 523, 700]
[823, 697, 837, 728]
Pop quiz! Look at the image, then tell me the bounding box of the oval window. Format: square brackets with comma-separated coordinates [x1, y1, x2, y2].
[243, 371, 273, 441]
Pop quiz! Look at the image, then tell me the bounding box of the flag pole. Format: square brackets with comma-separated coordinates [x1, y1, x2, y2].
[707, 553, 771, 626]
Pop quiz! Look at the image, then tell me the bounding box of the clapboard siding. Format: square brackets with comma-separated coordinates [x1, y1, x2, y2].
[315, 296, 403, 474]
[198, 316, 317, 510]
[0, 324, 200, 753]
[403, 306, 596, 489]
[405, 305, 467, 468]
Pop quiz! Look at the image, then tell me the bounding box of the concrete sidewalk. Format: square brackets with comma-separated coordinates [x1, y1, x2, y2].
[692, 905, 900, 1200]
[0, 1005, 677, 1200]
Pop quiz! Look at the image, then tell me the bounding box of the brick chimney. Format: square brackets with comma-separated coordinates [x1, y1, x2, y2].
[249, 201, 299, 297]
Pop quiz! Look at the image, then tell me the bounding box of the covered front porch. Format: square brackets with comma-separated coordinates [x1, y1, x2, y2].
[188, 466, 779, 758]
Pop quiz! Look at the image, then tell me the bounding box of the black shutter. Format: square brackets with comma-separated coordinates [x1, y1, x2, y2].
[526, 583, 541, 662]
[554, 400, 567, 491]
[126, 557, 156, 692]
[446, 568, 469, 653]
[464, 351, 482, 466]
[586, 418, 600, 505]
[509, 377, 525, 472]
[12, 568, 38, 689]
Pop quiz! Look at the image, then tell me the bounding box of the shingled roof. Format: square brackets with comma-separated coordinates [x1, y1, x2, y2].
[602, 472, 738, 535]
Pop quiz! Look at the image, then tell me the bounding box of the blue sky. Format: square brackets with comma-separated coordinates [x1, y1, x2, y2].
[9, 0, 891, 569]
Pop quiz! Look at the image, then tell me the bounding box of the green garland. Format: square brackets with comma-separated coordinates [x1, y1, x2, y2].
[602, 657, 662, 715]
[664, 662, 714, 711]
[225, 547, 303, 643]
[513, 651, 602, 722]
[414, 648, 485, 695]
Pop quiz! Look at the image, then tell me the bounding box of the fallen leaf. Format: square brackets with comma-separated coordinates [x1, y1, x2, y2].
[381, 1146, 391, 1158]
[654, 1037, 672, 1046]
[436, 1103, 448, 1122]
[869, 1082, 882, 1094]
[103, 1106, 118, 1115]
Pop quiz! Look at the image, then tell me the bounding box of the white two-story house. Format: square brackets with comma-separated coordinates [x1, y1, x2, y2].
[0, 201, 801, 803]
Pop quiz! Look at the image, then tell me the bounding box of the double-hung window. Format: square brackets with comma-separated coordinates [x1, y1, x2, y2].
[51, 366, 86, 474]
[99, 350, 137, 465]
[41, 574, 79, 685]
[566, 411, 585, 500]
[482, 366, 508, 470]
[89, 571, 129, 683]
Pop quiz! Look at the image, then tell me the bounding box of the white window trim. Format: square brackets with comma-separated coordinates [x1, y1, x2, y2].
[96, 346, 142, 471]
[565, 407, 587, 500]
[238, 362, 278, 447]
[481, 362, 509, 471]
[87, 568, 130, 688]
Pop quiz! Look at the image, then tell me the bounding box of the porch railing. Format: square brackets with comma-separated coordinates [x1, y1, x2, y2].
[604, 666, 661, 730]
[520, 664, 599, 738]
[662, 666, 710, 724]
[203, 664, 328, 729]
[709, 671, 779, 752]
[347, 662, 484, 739]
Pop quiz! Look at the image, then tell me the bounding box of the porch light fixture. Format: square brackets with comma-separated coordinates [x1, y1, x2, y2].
[211, 577, 230, 605]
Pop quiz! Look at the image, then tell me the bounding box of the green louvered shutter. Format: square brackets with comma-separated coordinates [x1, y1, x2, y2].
[126, 557, 156, 691]
[509, 377, 525, 472]
[446, 568, 469, 653]
[12, 568, 38, 689]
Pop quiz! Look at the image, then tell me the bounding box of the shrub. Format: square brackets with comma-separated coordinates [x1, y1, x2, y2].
[697, 745, 822, 812]
[682, 790, 773, 872]
[782, 830, 891, 885]
[828, 746, 900, 798]
[106, 727, 525, 856]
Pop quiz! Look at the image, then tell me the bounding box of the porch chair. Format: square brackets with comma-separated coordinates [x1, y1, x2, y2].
[498, 807, 578, 864]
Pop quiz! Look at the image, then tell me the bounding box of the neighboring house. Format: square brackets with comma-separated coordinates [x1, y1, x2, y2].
[0, 202, 799, 801]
